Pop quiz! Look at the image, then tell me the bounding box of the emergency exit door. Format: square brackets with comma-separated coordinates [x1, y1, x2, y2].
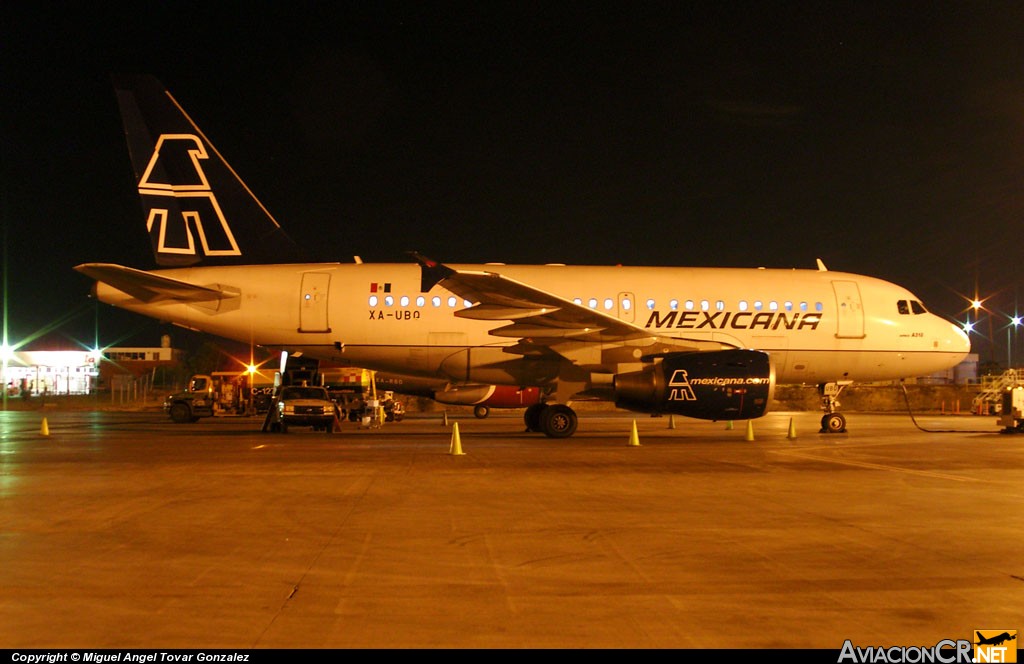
[298, 272, 331, 333]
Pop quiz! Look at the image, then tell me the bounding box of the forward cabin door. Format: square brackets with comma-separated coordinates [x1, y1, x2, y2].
[832, 280, 865, 339]
[299, 272, 331, 333]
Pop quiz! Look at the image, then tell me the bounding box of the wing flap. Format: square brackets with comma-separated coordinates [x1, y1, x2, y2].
[489, 323, 607, 339]
[74, 263, 238, 303]
[454, 303, 559, 321]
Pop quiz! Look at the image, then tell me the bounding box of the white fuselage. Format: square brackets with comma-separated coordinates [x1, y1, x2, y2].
[93, 262, 971, 389]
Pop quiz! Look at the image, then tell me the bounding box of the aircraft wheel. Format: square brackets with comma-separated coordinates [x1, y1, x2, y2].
[524, 403, 546, 432]
[541, 404, 577, 439]
[169, 403, 192, 423]
[473, 405, 490, 419]
[820, 413, 847, 434]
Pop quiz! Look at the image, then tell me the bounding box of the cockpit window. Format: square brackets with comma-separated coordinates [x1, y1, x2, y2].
[898, 299, 928, 315]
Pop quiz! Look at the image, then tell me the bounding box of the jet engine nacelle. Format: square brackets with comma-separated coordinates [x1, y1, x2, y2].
[613, 349, 774, 420]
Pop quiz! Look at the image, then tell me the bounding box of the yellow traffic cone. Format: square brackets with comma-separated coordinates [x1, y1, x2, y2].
[449, 421, 465, 455]
[787, 417, 797, 440]
[668, 414, 676, 430]
[40, 417, 49, 436]
[745, 420, 755, 441]
[726, 420, 733, 430]
[628, 420, 641, 446]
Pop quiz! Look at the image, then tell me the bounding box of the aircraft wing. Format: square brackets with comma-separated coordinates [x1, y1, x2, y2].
[410, 253, 715, 358]
[74, 263, 238, 303]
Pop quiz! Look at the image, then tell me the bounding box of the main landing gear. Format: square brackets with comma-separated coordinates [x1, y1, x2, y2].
[818, 382, 849, 434]
[524, 403, 578, 439]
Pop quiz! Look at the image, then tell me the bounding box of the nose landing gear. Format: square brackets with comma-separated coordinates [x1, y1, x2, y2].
[819, 382, 850, 434]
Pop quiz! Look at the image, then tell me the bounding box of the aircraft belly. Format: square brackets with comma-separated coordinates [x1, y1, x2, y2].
[437, 347, 560, 385]
[325, 344, 560, 386]
[774, 348, 960, 384]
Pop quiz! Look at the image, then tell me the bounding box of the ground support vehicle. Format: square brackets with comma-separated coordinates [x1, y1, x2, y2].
[998, 386, 1024, 433]
[322, 368, 404, 427]
[164, 372, 271, 423]
[265, 385, 340, 433]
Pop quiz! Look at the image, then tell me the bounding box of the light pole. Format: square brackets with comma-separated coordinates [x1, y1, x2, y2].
[1011, 316, 1022, 370]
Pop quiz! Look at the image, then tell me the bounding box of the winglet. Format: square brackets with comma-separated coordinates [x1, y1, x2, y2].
[408, 251, 455, 292]
[816, 258, 828, 271]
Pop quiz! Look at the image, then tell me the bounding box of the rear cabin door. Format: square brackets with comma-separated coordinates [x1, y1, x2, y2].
[298, 272, 331, 333]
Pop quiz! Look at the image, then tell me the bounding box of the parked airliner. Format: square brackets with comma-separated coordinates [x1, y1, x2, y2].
[76, 75, 971, 438]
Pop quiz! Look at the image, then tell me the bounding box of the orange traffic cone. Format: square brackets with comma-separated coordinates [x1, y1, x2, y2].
[628, 420, 641, 446]
[449, 422, 465, 455]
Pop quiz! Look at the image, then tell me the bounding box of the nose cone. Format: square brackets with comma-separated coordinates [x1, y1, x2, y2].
[943, 318, 972, 364]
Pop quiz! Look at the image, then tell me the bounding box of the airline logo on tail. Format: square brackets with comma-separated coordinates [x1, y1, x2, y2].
[138, 133, 241, 259]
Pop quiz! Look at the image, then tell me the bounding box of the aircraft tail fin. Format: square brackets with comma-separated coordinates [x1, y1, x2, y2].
[112, 74, 305, 267]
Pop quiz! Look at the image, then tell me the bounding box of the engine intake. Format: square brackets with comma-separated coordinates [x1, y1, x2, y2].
[613, 349, 774, 420]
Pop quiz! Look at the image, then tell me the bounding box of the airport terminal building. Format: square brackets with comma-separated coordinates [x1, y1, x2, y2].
[2, 335, 184, 398]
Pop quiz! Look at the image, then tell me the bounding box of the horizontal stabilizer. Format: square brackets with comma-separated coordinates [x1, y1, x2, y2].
[74, 263, 238, 303]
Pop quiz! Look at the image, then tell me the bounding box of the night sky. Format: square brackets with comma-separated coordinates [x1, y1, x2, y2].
[4, 3, 1024, 364]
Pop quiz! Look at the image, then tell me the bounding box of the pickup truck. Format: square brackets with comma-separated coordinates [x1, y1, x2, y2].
[269, 385, 339, 433]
